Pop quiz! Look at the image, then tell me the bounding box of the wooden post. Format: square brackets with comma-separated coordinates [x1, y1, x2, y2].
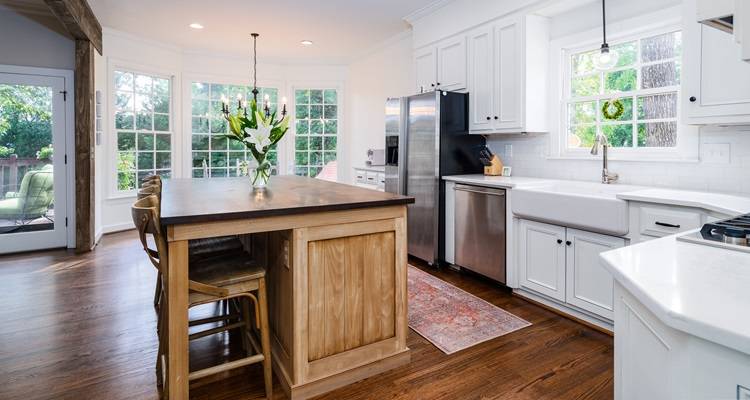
[74, 39, 95, 252]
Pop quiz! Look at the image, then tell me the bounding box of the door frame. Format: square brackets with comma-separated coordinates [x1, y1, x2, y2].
[0, 64, 75, 253]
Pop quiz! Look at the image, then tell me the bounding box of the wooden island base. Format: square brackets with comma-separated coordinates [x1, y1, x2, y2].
[262, 206, 410, 399]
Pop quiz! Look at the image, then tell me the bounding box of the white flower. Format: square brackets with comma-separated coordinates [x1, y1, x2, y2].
[243, 117, 273, 151]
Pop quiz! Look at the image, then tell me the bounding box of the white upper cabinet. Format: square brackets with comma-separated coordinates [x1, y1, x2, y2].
[683, 0, 750, 124]
[466, 15, 549, 134]
[468, 26, 494, 131]
[414, 47, 437, 94]
[437, 37, 467, 92]
[414, 37, 467, 93]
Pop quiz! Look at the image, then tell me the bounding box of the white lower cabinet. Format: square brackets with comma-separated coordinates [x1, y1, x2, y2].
[565, 229, 625, 321]
[518, 219, 625, 322]
[518, 219, 566, 302]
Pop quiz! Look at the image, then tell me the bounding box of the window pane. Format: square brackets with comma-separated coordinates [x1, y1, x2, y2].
[211, 136, 228, 151]
[641, 62, 680, 89]
[310, 105, 323, 119]
[612, 41, 637, 67]
[155, 152, 171, 169]
[115, 71, 134, 91]
[310, 120, 324, 134]
[210, 152, 227, 167]
[118, 171, 136, 191]
[324, 90, 337, 104]
[192, 117, 209, 133]
[138, 133, 154, 151]
[295, 151, 309, 165]
[641, 32, 682, 63]
[192, 135, 209, 150]
[571, 74, 599, 97]
[568, 101, 596, 125]
[193, 169, 205, 178]
[116, 91, 133, 110]
[602, 124, 633, 147]
[572, 50, 598, 76]
[192, 99, 209, 116]
[136, 112, 153, 131]
[324, 152, 337, 163]
[637, 93, 677, 120]
[324, 120, 337, 134]
[192, 82, 209, 98]
[135, 75, 152, 93]
[296, 90, 310, 104]
[210, 118, 227, 134]
[117, 132, 136, 151]
[310, 137, 322, 151]
[154, 114, 169, 131]
[155, 134, 171, 151]
[192, 152, 208, 167]
[137, 153, 154, 170]
[115, 112, 134, 130]
[638, 122, 677, 147]
[310, 90, 323, 104]
[295, 105, 309, 119]
[296, 120, 309, 134]
[568, 125, 597, 148]
[324, 105, 337, 119]
[295, 136, 308, 150]
[604, 69, 636, 93]
[324, 137, 337, 151]
[600, 97, 633, 122]
[211, 168, 227, 177]
[117, 151, 136, 170]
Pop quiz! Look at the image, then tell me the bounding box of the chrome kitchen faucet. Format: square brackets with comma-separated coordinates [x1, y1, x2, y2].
[590, 134, 619, 184]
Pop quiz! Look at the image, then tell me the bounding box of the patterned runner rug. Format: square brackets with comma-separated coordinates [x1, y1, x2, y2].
[408, 266, 531, 354]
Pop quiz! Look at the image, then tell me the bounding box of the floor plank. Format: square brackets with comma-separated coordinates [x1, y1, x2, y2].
[0, 231, 613, 399]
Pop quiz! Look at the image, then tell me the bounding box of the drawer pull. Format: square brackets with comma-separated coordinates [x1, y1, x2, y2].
[655, 221, 681, 229]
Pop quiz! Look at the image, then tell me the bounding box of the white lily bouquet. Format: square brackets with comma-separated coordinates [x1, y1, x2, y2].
[222, 95, 289, 189]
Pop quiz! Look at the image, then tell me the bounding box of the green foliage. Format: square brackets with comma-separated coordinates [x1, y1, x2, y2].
[0, 145, 15, 158]
[36, 145, 53, 160]
[0, 84, 53, 158]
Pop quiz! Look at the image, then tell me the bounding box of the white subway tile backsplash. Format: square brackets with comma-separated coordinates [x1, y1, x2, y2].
[487, 129, 750, 196]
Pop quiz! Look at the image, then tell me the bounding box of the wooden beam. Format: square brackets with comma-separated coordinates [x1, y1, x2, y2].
[74, 39, 95, 253]
[43, 0, 102, 54]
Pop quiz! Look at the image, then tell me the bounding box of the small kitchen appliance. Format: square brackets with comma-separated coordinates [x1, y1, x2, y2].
[366, 148, 385, 166]
[678, 214, 750, 252]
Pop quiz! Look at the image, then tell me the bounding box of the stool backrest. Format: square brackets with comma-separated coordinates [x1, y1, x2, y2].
[138, 184, 162, 200]
[131, 194, 167, 272]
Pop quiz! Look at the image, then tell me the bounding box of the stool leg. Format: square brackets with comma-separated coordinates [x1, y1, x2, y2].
[258, 278, 272, 399]
[242, 298, 251, 353]
[154, 272, 162, 308]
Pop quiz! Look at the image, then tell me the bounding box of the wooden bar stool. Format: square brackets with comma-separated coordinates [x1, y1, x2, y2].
[131, 195, 273, 399]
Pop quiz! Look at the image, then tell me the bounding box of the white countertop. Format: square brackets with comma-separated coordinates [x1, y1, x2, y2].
[443, 174, 553, 189]
[601, 235, 750, 355]
[618, 188, 750, 216]
[354, 165, 385, 172]
[444, 174, 750, 216]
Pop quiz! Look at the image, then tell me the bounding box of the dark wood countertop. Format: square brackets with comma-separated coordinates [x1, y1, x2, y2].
[160, 175, 414, 225]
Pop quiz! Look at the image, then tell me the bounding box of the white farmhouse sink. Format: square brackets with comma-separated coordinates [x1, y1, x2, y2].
[511, 181, 644, 236]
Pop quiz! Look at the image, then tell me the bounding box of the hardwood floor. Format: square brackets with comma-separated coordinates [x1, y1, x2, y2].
[0, 230, 613, 400]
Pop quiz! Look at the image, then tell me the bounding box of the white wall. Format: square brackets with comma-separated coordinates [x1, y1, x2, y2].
[96, 29, 349, 234]
[345, 32, 414, 179]
[0, 7, 74, 70]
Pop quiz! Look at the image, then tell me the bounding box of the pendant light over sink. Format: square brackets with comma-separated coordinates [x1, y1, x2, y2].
[593, 0, 619, 70]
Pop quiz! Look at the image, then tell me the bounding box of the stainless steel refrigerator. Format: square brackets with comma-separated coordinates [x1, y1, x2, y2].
[384, 91, 485, 266]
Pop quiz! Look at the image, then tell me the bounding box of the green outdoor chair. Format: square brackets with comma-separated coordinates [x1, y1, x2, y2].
[0, 164, 54, 223]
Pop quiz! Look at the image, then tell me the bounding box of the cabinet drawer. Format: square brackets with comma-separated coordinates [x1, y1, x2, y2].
[639, 206, 702, 238]
[377, 173, 385, 188]
[365, 171, 378, 185]
[354, 170, 366, 184]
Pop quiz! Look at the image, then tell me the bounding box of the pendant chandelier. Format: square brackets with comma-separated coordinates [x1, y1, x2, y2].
[220, 33, 287, 118]
[593, 0, 619, 70]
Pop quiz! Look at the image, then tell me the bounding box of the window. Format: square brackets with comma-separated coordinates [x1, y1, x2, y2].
[114, 70, 171, 191]
[190, 82, 279, 178]
[565, 30, 682, 152]
[294, 89, 338, 180]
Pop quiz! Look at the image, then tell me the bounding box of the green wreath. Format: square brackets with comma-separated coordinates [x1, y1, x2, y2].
[602, 99, 625, 121]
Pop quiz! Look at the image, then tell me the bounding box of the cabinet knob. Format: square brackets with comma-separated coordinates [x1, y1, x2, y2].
[566, 240, 572, 246]
[486, 117, 491, 120]
[436, 82, 441, 86]
[557, 239, 563, 244]
[431, 83, 435, 87]
[494, 116, 499, 120]
[689, 96, 697, 102]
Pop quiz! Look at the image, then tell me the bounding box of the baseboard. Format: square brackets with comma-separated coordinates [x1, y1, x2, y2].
[513, 289, 613, 335]
[102, 222, 135, 234]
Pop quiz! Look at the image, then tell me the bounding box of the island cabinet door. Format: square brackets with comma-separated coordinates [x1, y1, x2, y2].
[293, 217, 408, 385]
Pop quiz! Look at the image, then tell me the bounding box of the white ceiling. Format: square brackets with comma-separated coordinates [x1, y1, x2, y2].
[88, 0, 438, 64]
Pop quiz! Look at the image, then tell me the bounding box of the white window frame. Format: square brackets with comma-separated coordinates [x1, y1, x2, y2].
[288, 80, 345, 180]
[107, 58, 179, 199]
[181, 73, 287, 178]
[548, 7, 699, 162]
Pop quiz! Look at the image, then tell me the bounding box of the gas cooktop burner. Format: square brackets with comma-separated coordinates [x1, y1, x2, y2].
[678, 214, 750, 253]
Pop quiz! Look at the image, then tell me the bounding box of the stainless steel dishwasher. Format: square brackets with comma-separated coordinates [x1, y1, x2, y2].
[454, 184, 506, 283]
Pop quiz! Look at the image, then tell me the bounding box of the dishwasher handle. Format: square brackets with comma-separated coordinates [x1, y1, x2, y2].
[454, 184, 506, 196]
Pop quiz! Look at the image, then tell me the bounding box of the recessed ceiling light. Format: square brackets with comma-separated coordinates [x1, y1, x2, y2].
[189, 23, 204, 29]
[301, 40, 313, 46]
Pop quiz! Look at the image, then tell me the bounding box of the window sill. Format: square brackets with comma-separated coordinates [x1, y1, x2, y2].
[546, 155, 701, 164]
[106, 191, 137, 201]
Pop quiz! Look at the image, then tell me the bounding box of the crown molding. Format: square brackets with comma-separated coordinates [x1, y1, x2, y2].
[403, 0, 454, 25]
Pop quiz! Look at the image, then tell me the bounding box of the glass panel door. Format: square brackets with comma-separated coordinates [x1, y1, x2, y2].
[0, 72, 67, 254]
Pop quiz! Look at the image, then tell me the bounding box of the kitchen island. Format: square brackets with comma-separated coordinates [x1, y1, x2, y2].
[160, 176, 414, 400]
